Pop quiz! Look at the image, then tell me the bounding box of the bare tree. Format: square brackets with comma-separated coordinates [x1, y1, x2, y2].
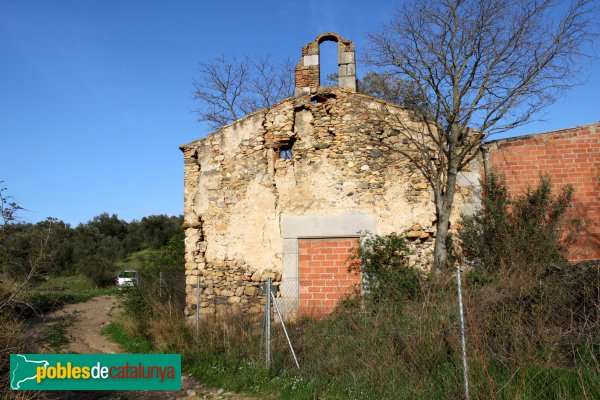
[0, 183, 52, 315]
[367, 0, 596, 271]
[326, 70, 428, 109]
[193, 55, 294, 129]
[0, 182, 22, 228]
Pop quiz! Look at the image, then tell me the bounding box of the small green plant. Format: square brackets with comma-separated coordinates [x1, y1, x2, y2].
[101, 322, 154, 353]
[40, 313, 77, 350]
[18, 280, 116, 317]
[117, 231, 185, 334]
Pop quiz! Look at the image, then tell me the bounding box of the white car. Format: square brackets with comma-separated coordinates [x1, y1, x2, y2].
[115, 270, 138, 289]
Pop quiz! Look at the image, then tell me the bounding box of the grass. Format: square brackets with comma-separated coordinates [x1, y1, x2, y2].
[105, 260, 600, 400]
[35, 274, 105, 291]
[101, 315, 316, 399]
[17, 274, 117, 316]
[469, 361, 600, 400]
[40, 312, 77, 350]
[184, 356, 318, 400]
[101, 321, 154, 353]
[101, 301, 598, 400]
[174, 314, 600, 400]
[116, 248, 157, 271]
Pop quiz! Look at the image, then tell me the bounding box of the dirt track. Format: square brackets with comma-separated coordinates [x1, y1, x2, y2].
[33, 295, 122, 354]
[32, 295, 260, 400]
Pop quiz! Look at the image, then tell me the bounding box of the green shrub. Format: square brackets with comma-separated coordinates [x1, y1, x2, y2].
[353, 233, 422, 305]
[460, 173, 580, 271]
[40, 313, 76, 350]
[102, 322, 154, 353]
[19, 287, 114, 317]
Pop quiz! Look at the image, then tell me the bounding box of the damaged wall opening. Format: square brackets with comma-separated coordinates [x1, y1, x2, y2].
[276, 136, 296, 160]
[280, 148, 293, 160]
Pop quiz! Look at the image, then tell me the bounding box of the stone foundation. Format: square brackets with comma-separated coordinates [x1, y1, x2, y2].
[184, 260, 281, 318]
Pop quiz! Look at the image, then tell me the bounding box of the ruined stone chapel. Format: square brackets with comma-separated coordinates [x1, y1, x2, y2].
[180, 33, 600, 320]
[180, 33, 481, 320]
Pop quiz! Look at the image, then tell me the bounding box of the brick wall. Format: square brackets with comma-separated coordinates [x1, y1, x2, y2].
[294, 63, 319, 90]
[298, 238, 360, 317]
[488, 122, 600, 261]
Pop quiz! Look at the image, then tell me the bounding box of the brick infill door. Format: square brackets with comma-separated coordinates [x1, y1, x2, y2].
[298, 237, 360, 317]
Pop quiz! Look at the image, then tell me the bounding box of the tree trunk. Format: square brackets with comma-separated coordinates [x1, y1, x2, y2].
[434, 207, 450, 271]
[433, 165, 459, 271]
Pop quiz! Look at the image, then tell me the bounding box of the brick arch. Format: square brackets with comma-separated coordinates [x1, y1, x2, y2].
[294, 32, 357, 96]
[315, 32, 343, 44]
[315, 32, 354, 51]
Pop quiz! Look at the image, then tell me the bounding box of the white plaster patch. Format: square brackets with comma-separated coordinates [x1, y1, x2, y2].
[303, 55, 319, 66]
[457, 171, 481, 189]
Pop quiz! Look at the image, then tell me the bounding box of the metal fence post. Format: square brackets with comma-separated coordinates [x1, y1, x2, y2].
[457, 264, 470, 400]
[196, 274, 200, 347]
[168, 293, 172, 318]
[265, 277, 271, 369]
[159, 271, 164, 299]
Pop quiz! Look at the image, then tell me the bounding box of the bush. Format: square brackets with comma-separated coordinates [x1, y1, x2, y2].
[0, 315, 40, 400]
[108, 204, 598, 399]
[353, 233, 423, 305]
[460, 173, 580, 271]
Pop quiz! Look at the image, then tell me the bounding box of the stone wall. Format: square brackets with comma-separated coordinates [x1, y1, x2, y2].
[181, 87, 480, 320]
[487, 122, 600, 261]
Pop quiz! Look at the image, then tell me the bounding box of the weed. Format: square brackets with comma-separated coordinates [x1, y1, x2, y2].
[351, 233, 423, 305]
[101, 321, 154, 353]
[460, 173, 581, 271]
[40, 312, 77, 350]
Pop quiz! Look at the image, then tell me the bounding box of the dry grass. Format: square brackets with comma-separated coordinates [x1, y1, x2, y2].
[0, 316, 41, 400]
[114, 261, 600, 399]
[466, 263, 600, 368]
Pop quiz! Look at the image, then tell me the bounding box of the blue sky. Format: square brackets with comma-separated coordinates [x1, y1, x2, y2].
[1, 0, 598, 226]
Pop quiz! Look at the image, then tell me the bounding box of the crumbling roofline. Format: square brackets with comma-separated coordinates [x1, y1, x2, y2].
[180, 87, 414, 150]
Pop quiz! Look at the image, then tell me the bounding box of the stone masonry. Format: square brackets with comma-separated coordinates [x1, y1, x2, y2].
[180, 33, 481, 320]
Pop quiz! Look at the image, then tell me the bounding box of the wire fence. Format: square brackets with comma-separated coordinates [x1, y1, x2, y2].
[131, 269, 301, 371]
[134, 269, 186, 318]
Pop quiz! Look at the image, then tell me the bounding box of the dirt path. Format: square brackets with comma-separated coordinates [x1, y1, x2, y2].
[33, 295, 123, 354]
[32, 295, 261, 400]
